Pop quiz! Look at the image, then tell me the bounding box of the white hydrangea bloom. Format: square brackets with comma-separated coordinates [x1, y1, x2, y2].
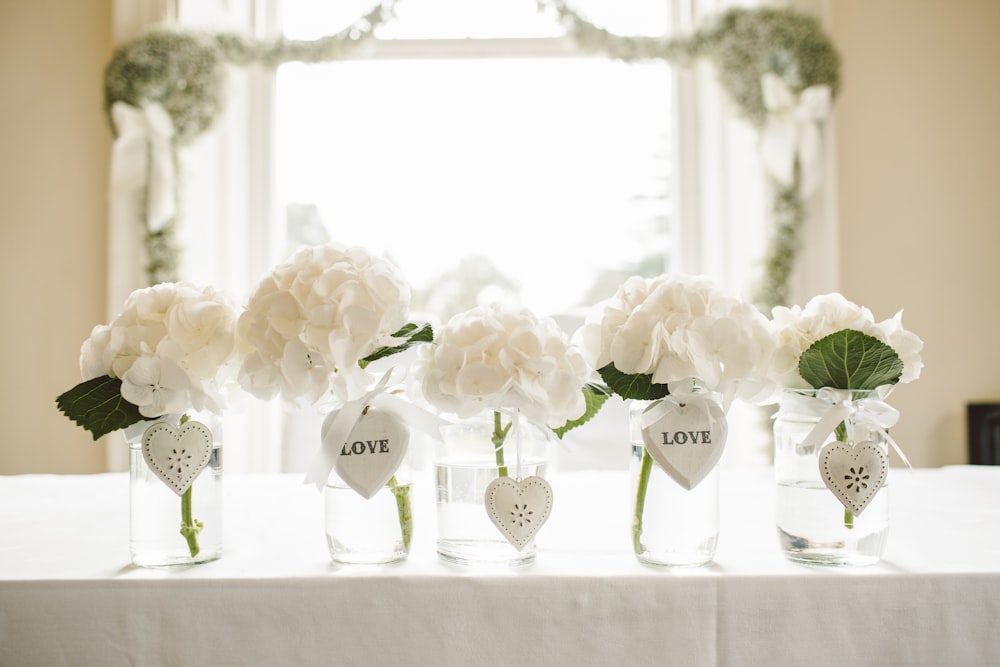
[236, 243, 411, 405]
[768, 293, 923, 388]
[577, 274, 774, 402]
[78, 282, 238, 418]
[415, 304, 589, 428]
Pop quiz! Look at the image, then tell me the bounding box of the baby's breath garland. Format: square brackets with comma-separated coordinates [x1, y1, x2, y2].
[105, 1, 839, 311]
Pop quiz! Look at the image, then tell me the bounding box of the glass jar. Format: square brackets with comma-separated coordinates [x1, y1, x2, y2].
[628, 397, 722, 567]
[435, 410, 552, 566]
[126, 412, 222, 567]
[325, 447, 413, 565]
[774, 389, 890, 566]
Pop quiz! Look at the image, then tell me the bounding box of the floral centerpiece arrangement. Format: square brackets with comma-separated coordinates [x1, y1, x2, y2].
[236, 243, 432, 560]
[56, 282, 239, 562]
[576, 273, 773, 564]
[414, 304, 602, 562]
[767, 293, 923, 543]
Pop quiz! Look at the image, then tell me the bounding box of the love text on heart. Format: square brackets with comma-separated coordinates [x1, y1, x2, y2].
[660, 430, 712, 445]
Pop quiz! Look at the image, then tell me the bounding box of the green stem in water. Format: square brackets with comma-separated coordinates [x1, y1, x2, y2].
[179, 484, 203, 557]
[176, 413, 202, 557]
[833, 420, 855, 530]
[632, 447, 654, 555]
[387, 475, 412, 552]
[492, 411, 511, 478]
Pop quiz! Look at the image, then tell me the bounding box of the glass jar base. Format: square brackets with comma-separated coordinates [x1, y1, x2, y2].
[777, 527, 886, 567]
[436, 539, 535, 567]
[328, 541, 408, 565]
[130, 550, 222, 568]
[636, 554, 714, 568]
[635, 541, 717, 568]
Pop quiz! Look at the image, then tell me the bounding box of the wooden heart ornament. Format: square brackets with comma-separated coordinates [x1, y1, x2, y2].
[639, 396, 728, 490]
[142, 421, 214, 496]
[484, 476, 553, 551]
[328, 406, 409, 499]
[819, 441, 888, 515]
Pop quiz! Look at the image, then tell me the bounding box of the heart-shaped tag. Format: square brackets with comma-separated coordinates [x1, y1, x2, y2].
[328, 406, 409, 499]
[484, 476, 553, 551]
[639, 395, 728, 490]
[818, 441, 888, 515]
[141, 421, 214, 496]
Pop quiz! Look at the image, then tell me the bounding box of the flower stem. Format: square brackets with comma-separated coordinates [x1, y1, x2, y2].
[387, 475, 412, 552]
[833, 420, 855, 530]
[176, 413, 202, 557]
[632, 447, 654, 555]
[492, 411, 511, 478]
[179, 485, 202, 557]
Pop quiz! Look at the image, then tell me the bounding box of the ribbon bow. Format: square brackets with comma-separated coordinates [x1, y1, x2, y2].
[796, 388, 911, 469]
[639, 378, 723, 433]
[303, 370, 449, 491]
[759, 73, 832, 198]
[110, 101, 176, 233]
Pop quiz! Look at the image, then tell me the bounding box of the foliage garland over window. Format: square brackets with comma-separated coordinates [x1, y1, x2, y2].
[104, 0, 839, 312]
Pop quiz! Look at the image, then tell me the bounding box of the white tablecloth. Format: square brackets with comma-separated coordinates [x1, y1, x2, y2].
[2, 466, 999, 666]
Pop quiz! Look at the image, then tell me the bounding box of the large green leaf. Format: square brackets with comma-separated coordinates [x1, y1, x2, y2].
[798, 329, 903, 391]
[597, 363, 671, 401]
[552, 383, 612, 439]
[359, 322, 434, 369]
[55, 375, 146, 440]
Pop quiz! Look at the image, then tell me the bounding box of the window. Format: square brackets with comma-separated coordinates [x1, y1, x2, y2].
[275, 0, 676, 322]
[170, 0, 773, 473]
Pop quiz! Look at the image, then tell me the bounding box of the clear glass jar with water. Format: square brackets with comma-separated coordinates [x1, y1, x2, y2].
[774, 389, 890, 566]
[435, 411, 551, 566]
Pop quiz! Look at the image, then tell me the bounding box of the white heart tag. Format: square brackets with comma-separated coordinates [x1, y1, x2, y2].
[818, 441, 888, 515]
[141, 421, 214, 496]
[639, 396, 728, 490]
[328, 406, 409, 499]
[484, 476, 553, 551]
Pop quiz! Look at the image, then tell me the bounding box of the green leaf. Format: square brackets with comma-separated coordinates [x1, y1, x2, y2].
[55, 375, 146, 440]
[597, 363, 671, 401]
[552, 383, 612, 439]
[359, 322, 434, 369]
[798, 329, 904, 391]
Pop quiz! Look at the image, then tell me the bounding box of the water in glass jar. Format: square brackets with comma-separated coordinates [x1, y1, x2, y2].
[325, 480, 411, 564]
[776, 480, 889, 567]
[435, 457, 547, 566]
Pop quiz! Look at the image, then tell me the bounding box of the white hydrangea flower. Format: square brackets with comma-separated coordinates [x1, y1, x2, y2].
[768, 293, 923, 388]
[577, 274, 774, 401]
[415, 304, 589, 428]
[236, 243, 412, 405]
[78, 282, 239, 417]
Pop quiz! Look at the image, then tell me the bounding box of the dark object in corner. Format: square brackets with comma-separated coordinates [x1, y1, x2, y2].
[967, 403, 1000, 465]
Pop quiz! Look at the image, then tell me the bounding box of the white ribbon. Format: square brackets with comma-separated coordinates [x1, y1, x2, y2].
[793, 388, 911, 469]
[639, 378, 723, 433]
[760, 73, 832, 198]
[110, 101, 176, 233]
[304, 370, 449, 491]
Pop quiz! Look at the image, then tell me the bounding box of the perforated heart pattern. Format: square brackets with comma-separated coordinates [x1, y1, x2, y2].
[484, 476, 553, 551]
[141, 421, 213, 496]
[818, 441, 888, 515]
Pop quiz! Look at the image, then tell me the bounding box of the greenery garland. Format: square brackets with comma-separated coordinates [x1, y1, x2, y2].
[546, 2, 840, 311]
[104, 0, 839, 311]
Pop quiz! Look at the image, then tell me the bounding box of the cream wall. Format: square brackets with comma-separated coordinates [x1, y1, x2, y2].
[820, 0, 1000, 466]
[1, 1, 997, 473]
[0, 0, 112, 472]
